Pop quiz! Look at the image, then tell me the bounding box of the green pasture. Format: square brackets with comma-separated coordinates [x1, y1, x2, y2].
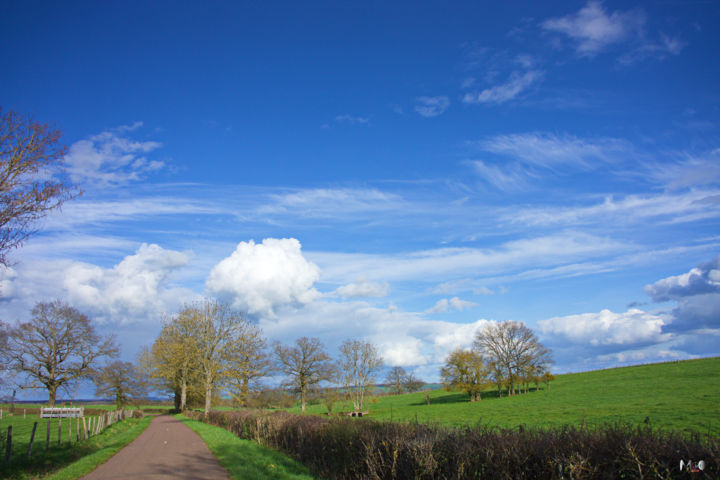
[178, 414, 316, 480]
[290, 357, 720, 437]
[0, 413, 150, 480]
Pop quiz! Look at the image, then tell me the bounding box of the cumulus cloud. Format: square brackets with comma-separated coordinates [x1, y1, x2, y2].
[414, 96, 450, 117]
[0, 244, 193, 325]
[206, 238, 320, 317]
[645, 255, 720, 331]
[542, 1, 645, 56]
[425, 296, 478, 314]
[539, 308, 667, 347]
[334, 280, 389, 299]
[65, 123, 164, 186]
[645, 255, 720, 302]
[462, 70, 541, 104]
[63, 243, 191, 322]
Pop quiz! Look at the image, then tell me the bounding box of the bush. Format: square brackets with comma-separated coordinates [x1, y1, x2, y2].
[187, 410, 718, 479]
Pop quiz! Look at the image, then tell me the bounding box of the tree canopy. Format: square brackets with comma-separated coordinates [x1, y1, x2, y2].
[0, 109, 79, 267]
[5, 300, 118, 405]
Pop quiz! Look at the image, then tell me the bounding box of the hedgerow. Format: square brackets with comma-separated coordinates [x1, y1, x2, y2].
[185, 410, 718, 479]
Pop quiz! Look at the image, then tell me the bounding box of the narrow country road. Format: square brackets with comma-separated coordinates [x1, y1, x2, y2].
[81, 415, 230, 480]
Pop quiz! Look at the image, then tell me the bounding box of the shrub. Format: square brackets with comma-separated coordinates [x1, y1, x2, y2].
[187, 410, 719, 479]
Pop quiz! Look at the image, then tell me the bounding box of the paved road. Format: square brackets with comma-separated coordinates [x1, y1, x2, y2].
[81, 415, 230, 480]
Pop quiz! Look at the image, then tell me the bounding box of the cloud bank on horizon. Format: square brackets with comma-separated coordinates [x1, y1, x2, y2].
[1, 0, 719, 386]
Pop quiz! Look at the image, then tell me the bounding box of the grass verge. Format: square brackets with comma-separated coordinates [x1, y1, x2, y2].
[0, 415, 151, 480]
[177, 414, 316, 480]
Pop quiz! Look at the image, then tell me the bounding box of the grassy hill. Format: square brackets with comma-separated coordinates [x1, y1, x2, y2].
[291, 357, 720, 437]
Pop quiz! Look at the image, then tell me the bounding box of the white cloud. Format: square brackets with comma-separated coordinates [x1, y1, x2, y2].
[425, 296, 478, 314]
[539, 308, 668, 347]
[335, 114, 370, 125]
[312, 232, 628, 284]
[414, 96, 450, 117]
[334, 280, 389, 298]
[646, 150, 720, 190]
[259, 299, 493, 374]
[505, 190, 720, 227]
[462, 70, 541, 104]
[206, 238, 320, 317]
[477, 132, 630, 169]
[257, 188, 404, 218]
[65, 125, 164, 186]
[471, 160, 535, 192]
[542, 1, 645, 55]
[645, 255, 720, 302]
[0, 244, 194, 325]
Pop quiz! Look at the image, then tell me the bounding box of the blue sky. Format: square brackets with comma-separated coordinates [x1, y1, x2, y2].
[2, 1, 719, 392]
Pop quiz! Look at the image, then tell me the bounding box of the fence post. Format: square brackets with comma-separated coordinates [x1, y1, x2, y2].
[58, 418, 62, 446]
[82, 417, 88, 440]
[46, 420, 50, 450]
[27, 422, 38, 457]
[68, 417, 72, 443]
[5, 425, 12, 463]
[76, 416, 80, 442]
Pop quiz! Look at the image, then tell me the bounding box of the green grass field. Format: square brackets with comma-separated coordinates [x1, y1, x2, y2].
[289, 357, 720, 437]
[177, 414, 316, 480]
[0, 413, 151, 480]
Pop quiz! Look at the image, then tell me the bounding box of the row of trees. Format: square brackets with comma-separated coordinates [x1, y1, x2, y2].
[1, 300, 554, 410]
[142, 300, 385, 415]
[441, 321, 553, 401]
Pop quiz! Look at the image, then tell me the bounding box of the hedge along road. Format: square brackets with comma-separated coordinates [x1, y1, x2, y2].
[80, 415, 229, 480]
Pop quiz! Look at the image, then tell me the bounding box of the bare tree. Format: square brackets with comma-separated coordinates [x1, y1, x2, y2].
[223, 322, 270, 407]
[6, 300, 118, 405]
[440, 348, 489, 402]
[93, 360, 147, 408]
[385, 366, 408, 395]
[274, 337, 334, 413]
[338, 339, 383, 412]
[473, 321, 551, 396]
[404, 372, 425, 393]
[0, 109, 79, 267]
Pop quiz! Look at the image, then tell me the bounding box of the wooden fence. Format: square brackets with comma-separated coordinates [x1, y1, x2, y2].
[2, 409, 136, 464]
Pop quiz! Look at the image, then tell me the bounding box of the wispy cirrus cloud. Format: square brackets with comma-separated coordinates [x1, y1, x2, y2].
[503, 190, 720, 227]
[334, 114, 370, 125]
[256, 188, 406, 218]
[477, 132, 631, 169]
[462, 70, 542, 105]
[414, 96, 450, 117]
[468, 132, 632, 190]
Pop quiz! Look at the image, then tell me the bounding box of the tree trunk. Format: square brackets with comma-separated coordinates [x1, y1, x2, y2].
[180, 380, 187, 411]
[47, 384, 57, 406]
[300, 387, 306, 413]
[241, 377, 249, 408]
[204, 380, 212, 416]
